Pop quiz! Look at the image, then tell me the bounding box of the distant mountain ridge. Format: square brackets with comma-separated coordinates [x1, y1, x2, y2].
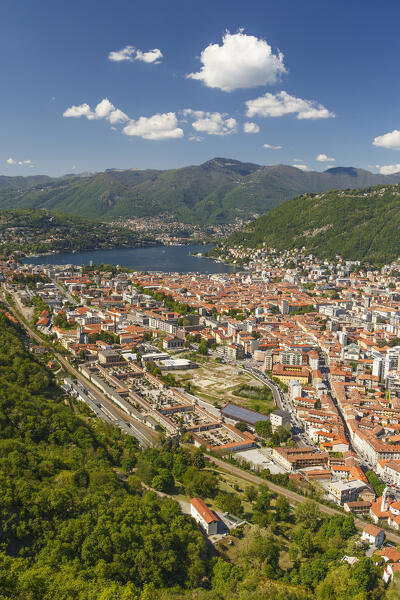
[1, 158, 400, 225]
[0, 174, 52, 190]
[220, 183, 400, 264]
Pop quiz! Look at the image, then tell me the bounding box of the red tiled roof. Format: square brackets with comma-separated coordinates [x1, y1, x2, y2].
[190, 498, 218, 524]
[363, 524, 384, 536]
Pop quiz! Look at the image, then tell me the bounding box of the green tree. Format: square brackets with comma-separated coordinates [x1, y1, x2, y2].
[211, 558, 243, 593]
[275, 496, 291, 521]
[183, 468, 218, 498]
[215, 492, 243, 516]
[255, 420, 272, 438]
[151, 468, 174, 493]
[245, 485, 258, 502]
[235, 421, 248, 432]
[295, 499, 321, 531]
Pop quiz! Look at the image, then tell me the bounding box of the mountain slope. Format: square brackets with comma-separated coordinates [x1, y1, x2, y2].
[0, 159, 260, 223]
[0, 208, 151, 258]
[220, 183, 400, 264]
[0, 174, 52, 190]
[216, 165, 400, 220]
[1, 160, 400, 225]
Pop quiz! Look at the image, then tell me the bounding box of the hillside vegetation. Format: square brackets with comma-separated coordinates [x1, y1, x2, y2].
[1, 160, 400, 225]
[0, 208, 153, 258]
[221, 184, 400, 264]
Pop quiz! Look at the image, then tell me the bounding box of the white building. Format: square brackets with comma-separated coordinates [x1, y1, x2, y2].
[361, 524, 385, 547]
[270, 409, 291, 431]
[190, 498, 219, 535]
[289, 379, 302, 401]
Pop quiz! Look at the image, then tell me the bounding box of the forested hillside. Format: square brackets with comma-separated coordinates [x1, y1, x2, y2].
[0, 208, 153, 258]
[220, 184, 400, 264]
[1, 160, 400, 225]
[0, 174, 52, 190]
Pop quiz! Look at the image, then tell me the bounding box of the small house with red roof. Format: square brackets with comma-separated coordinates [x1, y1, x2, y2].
[361, 524, 385, 547]
[190, 498, 219, 535]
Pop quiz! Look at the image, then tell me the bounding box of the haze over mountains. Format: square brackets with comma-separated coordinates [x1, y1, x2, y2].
[1, 158, 400, 225]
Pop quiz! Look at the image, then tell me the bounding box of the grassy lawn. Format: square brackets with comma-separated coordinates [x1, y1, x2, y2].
[232, 383, 275, 415]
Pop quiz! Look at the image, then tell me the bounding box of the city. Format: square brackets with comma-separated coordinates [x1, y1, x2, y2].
[2, 1, 400, 597]
[4, 250, 400, 528]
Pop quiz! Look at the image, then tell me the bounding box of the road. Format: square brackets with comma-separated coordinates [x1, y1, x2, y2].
[51, 279, 78, 306]
[207, 455, 400, 545]
[239, 363, 313, 445]
[1, 290, 157, 449]
[242, 366, 283, 410]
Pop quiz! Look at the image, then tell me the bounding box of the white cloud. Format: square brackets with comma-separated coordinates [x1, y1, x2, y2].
[109, 109, 129, 124]
[373, 130, 400, 150]
[109, 45, 136, 62]
[376, 164, 400, 175]
[108, 45, 163, 64]
[92, 98, 115, 119]
[189, 135, 203, 142]
[294, 164, 308, 171]
[243, 122, 260, 134]
[63, 103, 93, 118]
[316, 153, 335, 162]
[183, 109, 237, 136]
[123, 112, 183, 140]
[64, 99, 182, 140]
[246, 90, 335, 120]
[63, 98, 128, 124]
[135, 49, 163, 64]
[63, 99, 113, 120]
[6, 157, 33, 166]
[263, 143, 282, 149]
[187, 29, 286, 92]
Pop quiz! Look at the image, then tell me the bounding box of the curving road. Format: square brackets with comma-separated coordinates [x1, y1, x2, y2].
[242, 366, 283, 410]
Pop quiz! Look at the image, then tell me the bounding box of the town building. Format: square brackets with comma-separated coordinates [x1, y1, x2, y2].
[269, 409, 291, 431]
[361, 524, 385, 547]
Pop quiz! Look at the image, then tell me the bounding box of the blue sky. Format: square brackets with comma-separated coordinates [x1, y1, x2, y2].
[2, 0, 400, 176]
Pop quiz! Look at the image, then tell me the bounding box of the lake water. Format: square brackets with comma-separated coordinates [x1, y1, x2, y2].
[22, 244, 236, 274]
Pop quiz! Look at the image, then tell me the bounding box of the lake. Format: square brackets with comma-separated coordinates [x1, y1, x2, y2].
[22, 244, 236, 274]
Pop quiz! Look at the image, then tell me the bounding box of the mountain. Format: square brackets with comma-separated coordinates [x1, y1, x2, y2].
[0, 174, 52, 190]
[1, 159, 400, 225]
[219, 183, 400, 264]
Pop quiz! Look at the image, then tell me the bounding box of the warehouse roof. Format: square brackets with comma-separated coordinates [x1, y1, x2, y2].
[221, 402, 269, 426]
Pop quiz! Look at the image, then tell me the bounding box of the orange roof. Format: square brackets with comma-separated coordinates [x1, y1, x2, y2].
[190, 498, 219, 524]
[370, 498, 391, 520]
[363, 524, 384, 537]
[378, 547, 400, 562]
